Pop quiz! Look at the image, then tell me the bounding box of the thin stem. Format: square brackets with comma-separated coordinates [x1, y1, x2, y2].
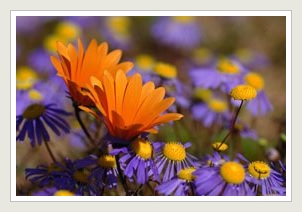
[73, 103, 95, 146]
[43, 140, 57, 163]
[115, 155, 131, 196]
[217, 100, 244, 150]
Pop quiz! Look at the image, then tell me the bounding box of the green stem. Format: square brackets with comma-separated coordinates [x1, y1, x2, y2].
[217, 100, 244, 150]
[44, 140, 57, 163]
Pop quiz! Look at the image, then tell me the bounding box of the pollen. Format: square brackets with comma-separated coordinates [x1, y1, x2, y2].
[16, 66, 38, 90]
[208, 99, 228, 113]
[98, 155, 117, 168]
[220, 161, 245, 184]
[194, 88, 212, 102]
[22, 103, 45, 120]
[177, 167, 196, 181]
[54, 190, 75, 196]
[212, 142, 228, 152]
[28, 89, 43, 101]
[248, 161, 271, 179]
[135, 54, 155, 71]
[244, 72, 265, 91]
[154, 62, 177, 79]
[230, 84, 257, 100]
[55, 21, 81, 41]
[73, 170, 89, 184]
[217, 58, 240, 74]
[131, 138, 153, 160]
[163, 142, 186, 161]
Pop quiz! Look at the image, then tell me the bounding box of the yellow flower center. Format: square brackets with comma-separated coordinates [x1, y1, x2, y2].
[107, 16, 130, 35]
[177, 167, 196, 181]
[44, 34, 64, 52]
[131, 138, 153, 160]
[16, 67, 38, 90]
[28, 89, 43, 101]
[230, 84, 257, 101]
[22, 104, 45, 120]
[220, 161, 245, 184]
[172, 16, 194, 23]
[248, 161, 271, 179]
[212, 142, 228, 152]
[244, 72, 265, 90]
[194, 88, 212, 102]
[55, 21, 81, 41]
[163, 142, 186, 161]
[154, 62, 177, 79]
[208, 99, 228, 113]
[98, 155, 117, 168]
[54, 190, 75, 196]
[135, 54, 155, 71]
[217, 58, 240, 74]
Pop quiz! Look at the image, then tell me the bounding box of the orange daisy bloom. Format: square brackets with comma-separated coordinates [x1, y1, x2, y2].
[50, 38, 133, 106]
[81, 70, 184, 141]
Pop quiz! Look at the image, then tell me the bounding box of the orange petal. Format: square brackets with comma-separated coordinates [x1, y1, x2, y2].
[103, 71, 116, 123]
[151, 113, 184, 126]
[122, 73, 142, 125]
[115, 70, 128, 115]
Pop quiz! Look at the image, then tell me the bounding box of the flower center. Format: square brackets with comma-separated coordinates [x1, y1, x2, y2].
[28, 89, 43, 101]
[192, 48, 213, 65]
[98, 155, 117, 168]
[54, 190, 75, 196]
[194, 88, 212, 102]
[154, 62, 177, 79]
[131, 138, 153, 160]
[244, 72, 265, 90]
[172, 16, 194, 23]
[217, 58, 240, 74]
[55, 21, 81, 41]
[16, 67, 38, 90]
[248, 161, 271, 179]
[230, 84, 257, 101]
[208, 99, 228, 113]
[107, 16, 130, 35]
[135, 54, 155, 71]
[163, 142, 186, 161]
[220, 161, 245, 184]
[177, 167, 196, 181]
[235, 48, 253, 63]
[212, 142, 228, 152]
[22, 104, 45, 120]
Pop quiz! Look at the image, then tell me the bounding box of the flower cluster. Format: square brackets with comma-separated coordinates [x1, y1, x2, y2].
[16, 16, 286, 197]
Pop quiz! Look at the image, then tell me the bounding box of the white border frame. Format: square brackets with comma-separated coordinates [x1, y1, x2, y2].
[11, 10, 291, 202]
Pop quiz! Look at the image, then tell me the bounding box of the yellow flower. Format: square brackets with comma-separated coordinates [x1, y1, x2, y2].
[244, 72, 265, 90]
[153, 62, 177, 79]
[230, 84, 257, 101]
[81, 70, 183, 141]
[50, 38, 133, 106]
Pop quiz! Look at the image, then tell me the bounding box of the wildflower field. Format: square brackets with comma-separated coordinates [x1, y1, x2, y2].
[15, 14, 287, 197]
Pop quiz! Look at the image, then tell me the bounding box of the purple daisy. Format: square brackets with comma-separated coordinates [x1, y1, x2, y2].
[154, 141, 200, 182]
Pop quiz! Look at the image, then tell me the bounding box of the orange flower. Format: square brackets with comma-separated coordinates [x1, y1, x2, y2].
[50, 38, 133, 106]
[81, 70, 183, 141]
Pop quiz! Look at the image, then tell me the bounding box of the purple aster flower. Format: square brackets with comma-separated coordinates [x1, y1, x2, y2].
[17, 103, 71, 147]
[75, 153, 119, 190]
[194, 158, 255, 196]
[191, 98, 230, 128]
[154, 141, 200, 182]
[234, 71, 273, 116]
[200, 151, 230, 168]
[155, 167, 196, 196]
[111, 138, 159, 185]
[151, 16, 202, 50]
[237, 154, 286, 196]
[189, 57, 247, 93]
